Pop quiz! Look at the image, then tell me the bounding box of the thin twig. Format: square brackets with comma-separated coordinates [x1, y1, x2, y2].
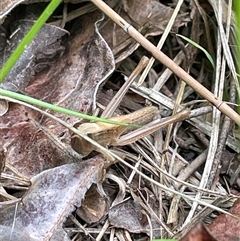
[101, 56, 149, 118]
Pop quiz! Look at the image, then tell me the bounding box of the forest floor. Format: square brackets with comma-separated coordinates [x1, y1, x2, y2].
[0, 0, 239, 240]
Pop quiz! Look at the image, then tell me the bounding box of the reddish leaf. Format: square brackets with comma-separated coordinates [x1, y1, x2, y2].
[180, 223, 217, 241]
[208, 198, 240, 241]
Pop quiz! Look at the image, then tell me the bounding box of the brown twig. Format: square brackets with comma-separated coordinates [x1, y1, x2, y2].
[101, 56, 149, 118]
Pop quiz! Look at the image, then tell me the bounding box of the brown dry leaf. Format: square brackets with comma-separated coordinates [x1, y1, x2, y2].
[208, 198, 240, 241]
[0, 103, 74, 177]
[124, 0, 185, 32]
[27, 12, 115, 125]
[180, 223, 217, 241]
[0, 12, 115, 177]
[0, 155, 105, 241]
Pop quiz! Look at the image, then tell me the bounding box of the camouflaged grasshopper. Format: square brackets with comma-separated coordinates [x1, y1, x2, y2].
[71, 106, 190, 156]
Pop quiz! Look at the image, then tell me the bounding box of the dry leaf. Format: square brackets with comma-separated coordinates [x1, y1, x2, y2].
[180, 223, 217, 241]
[0, 104, 76, 177]
[208, 198, 240, 241]
[0, 225, 34, 241]
[0, 155, 105, 240]
[0, 20, 67, 92]
[109, 198, 150, 234]
[29, 12, 115, 125]
[124, 0, 183, 30]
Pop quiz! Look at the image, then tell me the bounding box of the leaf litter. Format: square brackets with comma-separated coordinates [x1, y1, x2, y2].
[0, 0, 240, 240]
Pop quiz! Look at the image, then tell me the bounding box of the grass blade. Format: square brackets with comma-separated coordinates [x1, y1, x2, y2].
[0, 0, 62, 82]
[176, 34, 215, 69]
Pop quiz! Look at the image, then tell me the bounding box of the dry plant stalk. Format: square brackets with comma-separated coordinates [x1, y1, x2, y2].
[101, 56, 149, 118]
[90, 0, 240, 125]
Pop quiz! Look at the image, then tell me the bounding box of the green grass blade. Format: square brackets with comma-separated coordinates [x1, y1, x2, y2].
[0, 88, 140, 127]
[0, 0, 62, 82]
[176, 34, 215, 69]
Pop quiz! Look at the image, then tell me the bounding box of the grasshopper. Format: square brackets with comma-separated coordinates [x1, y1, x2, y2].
[71, 106, 190, 156]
